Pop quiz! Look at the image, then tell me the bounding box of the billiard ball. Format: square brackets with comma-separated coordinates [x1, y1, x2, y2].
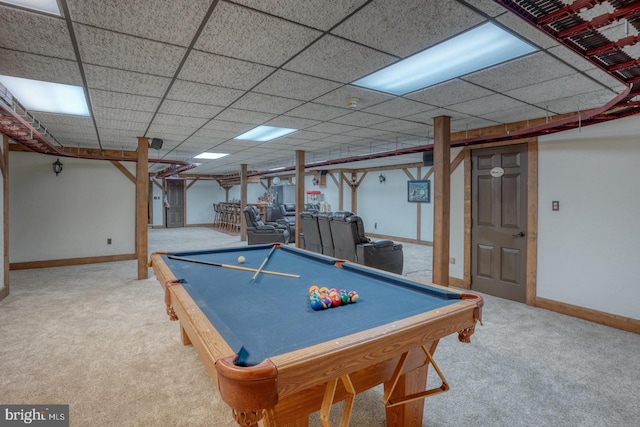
[309, 285, 319, 294]
[348, 291, 359, 303]
[310, 299, 323, 311]
[320, 296, 332, 309]
[330, 293, 341, 306]
[340, 292, 350, 304]
[237, 256, 245, 264]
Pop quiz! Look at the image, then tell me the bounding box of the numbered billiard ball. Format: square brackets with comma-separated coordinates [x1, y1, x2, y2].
[237, 256, 245, 264]
[348, 291, 359, 303]
[320, 296, 332, 309]
[310, 299, 323, 311]
[330, 293, 341, 307]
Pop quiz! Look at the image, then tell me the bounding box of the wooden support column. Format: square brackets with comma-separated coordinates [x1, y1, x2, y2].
[432, 116, 451, 286]
[136, 137, 149, 280]
[350, 172, 358, 213]
[0, 134, 9, 301]
[295, 150, 305, 247]
[240, 164, 247, 242]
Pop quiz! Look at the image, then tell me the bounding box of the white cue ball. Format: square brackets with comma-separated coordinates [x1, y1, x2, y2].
[237, 256, 245, 264]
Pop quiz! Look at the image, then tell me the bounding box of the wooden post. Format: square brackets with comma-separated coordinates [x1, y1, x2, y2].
[350, 172, 358, 213]
[432, 116, 451, 286]
[240, 164, 247, 242]
[136, 137, 149, 279]
[295, 150, 305, 247]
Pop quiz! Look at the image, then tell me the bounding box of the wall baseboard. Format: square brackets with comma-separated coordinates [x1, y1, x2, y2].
[10, 254, 136, 270]
[535, 297, 639, 334]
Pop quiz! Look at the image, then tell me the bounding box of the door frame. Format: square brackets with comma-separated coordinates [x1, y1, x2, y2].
[459, 137, 538, 306]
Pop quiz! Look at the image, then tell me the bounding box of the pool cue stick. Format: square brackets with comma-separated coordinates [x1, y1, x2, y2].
[252, 245, 277, 280]
[167, 255, 299, 278]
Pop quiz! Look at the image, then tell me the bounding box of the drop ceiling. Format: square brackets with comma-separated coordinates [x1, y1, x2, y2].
[0, 0, 638, 176]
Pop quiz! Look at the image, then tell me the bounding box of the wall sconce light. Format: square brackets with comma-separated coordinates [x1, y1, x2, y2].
[379, 173, 386, 183]
[52, 158, 63, 176]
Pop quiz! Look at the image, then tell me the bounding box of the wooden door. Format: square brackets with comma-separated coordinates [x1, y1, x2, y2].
[166, 179, 184, 228]
[471, 145, 528, 302]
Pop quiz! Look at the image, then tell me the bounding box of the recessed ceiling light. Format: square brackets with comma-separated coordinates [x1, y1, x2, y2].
[234, 125, 297, 142]
[0, 0, 61, 15]
[0, 75, 89, 116]
[194, 152, 228, 160]
[353, 22, 536, 95]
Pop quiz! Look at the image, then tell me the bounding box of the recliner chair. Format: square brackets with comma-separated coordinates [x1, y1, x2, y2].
[329, 211, 403, 274]
[299, 211, 322, 253]
[279, 203, 296, 225]
[316, 212, 335, 257]
[242, 205, 290, 245]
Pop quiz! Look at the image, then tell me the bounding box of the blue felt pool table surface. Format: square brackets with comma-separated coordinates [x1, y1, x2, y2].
[160, 244, 462, 366]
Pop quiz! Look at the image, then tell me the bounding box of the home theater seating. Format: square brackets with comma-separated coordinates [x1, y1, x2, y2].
[299, 210, 403, 275]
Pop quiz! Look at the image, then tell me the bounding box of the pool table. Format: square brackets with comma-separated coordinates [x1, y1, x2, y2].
[150, 243, 483, 427]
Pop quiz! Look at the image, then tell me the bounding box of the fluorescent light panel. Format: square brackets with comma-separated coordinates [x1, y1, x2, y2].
[234, 125, 297, 142]
[194, 152, 228, 160]
[1, 0, 60, 15]
[0, 75, 89, 116]
[353, 22, 536, 95]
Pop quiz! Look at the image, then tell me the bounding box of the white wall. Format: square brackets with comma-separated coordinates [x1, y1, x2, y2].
[538, 117, 640, 320]
[9, 151, 136, 262]
[186, 180, 218, 225]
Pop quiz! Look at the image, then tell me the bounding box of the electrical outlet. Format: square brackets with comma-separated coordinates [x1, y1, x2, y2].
[107, 238, 112, 245]
[449, 257, 455, 264]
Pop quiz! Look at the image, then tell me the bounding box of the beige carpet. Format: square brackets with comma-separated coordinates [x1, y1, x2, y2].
[1, 227, 637, 426]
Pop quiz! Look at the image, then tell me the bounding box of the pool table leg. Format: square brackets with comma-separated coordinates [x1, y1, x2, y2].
[180, 325, 191, 346]
[383, 341, 440, 426]
[384, 363, 427, 426]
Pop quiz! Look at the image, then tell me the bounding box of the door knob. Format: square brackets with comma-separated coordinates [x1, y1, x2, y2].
[512, 231, 525, 237]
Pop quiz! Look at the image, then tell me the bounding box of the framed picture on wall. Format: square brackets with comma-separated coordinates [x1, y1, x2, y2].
[407, 180, 430, 203]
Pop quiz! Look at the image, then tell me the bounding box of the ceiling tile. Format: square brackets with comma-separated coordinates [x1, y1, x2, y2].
[0, 49, 81, 85]
[158, 100, 224, 118]
[263, 116, 321, 130]
[285, 102, 351, 121]
[196, 2, 321, 66]
[166, 80, 245, 106]
[306, 122, 359, 134]
[504, 75, 603, 105]
[215, 108, 276, 124]
[314, 85, 394, 109]
[253, 70, 342, 101]
[448, 93, 529, 116]
[231, 92, 304, 114]
[179, 50, 275, 90]
[406, 79, 493, 107]
[75, 24, 186, 76]
[152, 113, 209, 129]
[283, 35, 396, 83]
[93, 107, 154, 123]
[462, 52, 575, 93]
[89, 89, 161, 112]
[67, 0, 212, 46]
[230, 0, 368, 31]
[362, 98, 436, 119]
[479, 104, 549, 124]
[535, 89, 617, 115]
[0, 6, 75, 59]
[330, 111, 389, 127]
[84, 65, 172, 97]
[332, 0, 484, 57]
